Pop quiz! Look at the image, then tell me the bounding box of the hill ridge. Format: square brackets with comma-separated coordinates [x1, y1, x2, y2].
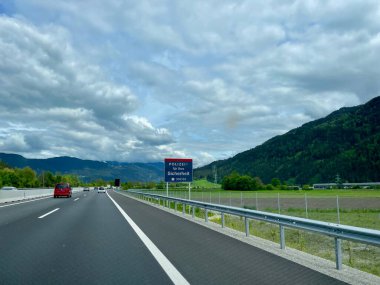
[0, 153, 164, 182]
[194, 96, 380, 184]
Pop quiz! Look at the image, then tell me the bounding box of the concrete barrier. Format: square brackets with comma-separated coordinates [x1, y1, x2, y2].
[0, 187, 83, 203]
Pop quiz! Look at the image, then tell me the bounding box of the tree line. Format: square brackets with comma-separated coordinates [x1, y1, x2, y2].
[222, 171, 296, 191]
[0, 162, 81, 188]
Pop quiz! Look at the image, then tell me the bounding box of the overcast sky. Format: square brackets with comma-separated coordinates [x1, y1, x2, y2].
[0, 1, 379, 167]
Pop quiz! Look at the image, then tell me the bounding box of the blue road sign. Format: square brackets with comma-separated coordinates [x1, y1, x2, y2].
[164, 158, 193, 183]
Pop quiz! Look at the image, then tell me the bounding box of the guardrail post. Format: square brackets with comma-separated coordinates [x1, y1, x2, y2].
[245, 217, 249, 237]
[280, 225, 285, 249]
[221, 212, 225, 228]
[335, 237, 342, 270]
[192, 206, 195, 218]
[205, 209, 208, 222]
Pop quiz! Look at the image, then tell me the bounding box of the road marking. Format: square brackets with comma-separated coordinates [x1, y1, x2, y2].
[74, 198, 80, 201]
[38, 208, 60, 219]
[0, 196, 51, 208]
[106, 192, 190, 285]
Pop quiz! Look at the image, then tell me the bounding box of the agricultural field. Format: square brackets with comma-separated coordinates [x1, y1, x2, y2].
[146, 188, 380, 228]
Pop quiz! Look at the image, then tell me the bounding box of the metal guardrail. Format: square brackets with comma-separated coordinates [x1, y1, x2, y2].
[125, 190, 380, 271]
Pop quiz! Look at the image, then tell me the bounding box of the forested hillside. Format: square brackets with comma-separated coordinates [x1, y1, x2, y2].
[195, 96, 380, 185]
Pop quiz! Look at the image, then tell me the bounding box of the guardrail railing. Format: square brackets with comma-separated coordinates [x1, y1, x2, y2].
[124, 190, 380, 271]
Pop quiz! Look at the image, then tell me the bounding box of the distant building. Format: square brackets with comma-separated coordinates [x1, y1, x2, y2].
[313, 182, 380, 189]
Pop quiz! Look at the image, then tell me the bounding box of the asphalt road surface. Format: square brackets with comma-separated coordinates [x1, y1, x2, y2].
[0, 190, 348, 285]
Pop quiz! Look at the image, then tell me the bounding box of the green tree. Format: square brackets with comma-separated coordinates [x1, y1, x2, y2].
[266, 184, 275, 190]
[0, 168, 19, 187]
[271, 178, 281, 188]
[222, 171, 240, 190]
[222, 172, 263, 191]
[17, 167, 38, 188]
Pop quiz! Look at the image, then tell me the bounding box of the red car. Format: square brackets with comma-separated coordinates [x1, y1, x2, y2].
[54, 183, 72, 198]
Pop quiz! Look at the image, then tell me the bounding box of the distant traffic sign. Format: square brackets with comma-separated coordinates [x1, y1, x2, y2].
[164, 158, 193, 183]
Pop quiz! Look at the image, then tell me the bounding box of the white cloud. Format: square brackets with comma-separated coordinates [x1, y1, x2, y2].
[0, 16, 175, 162]
[1, 1, 380, 167]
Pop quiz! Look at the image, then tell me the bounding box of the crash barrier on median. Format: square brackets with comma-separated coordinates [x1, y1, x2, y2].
[124, 190, 380, 271]
[0, 187, 84, 203]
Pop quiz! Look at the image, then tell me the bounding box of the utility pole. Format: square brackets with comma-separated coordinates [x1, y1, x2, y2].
[335, 174, 342, 189]
[213, 165, 218, 184]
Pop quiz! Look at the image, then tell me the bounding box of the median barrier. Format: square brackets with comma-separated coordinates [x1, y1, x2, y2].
[0, 187, 83, 203]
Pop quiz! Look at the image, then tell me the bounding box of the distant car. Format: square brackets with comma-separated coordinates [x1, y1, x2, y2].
[54, 183, 72, 198]
[94, 186, 98, 190]
[98, 187, 106, 193]
[1, 186, 18, 191]
[83, 187, 90, 191]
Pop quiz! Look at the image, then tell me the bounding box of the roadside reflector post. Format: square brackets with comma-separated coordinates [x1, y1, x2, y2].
[205, 208, 208, 222]
[175, 202, 177, 212]
[221, 212, 225, 228]
[192, 206, 195, 218]
[245, 217, 249, 237]
[335, 237, 342, 270]
[182, 204, 185, 215]
[280, 225, 285, 249]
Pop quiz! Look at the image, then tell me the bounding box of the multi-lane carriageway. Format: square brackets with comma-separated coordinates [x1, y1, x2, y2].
[0, 189, 360, 284]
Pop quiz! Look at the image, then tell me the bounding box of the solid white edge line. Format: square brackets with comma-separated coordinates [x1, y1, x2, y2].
[0, 196, 51, 208]
[74, 198, 80, 201]
[106, 192, 190, 285]
[38, 208, 60, 219]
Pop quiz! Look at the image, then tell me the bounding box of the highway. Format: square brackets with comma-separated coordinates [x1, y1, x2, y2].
[0, 189, 348, 285]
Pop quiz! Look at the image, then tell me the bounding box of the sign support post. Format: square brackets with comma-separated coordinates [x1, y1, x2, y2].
[188, 183, 191, 200]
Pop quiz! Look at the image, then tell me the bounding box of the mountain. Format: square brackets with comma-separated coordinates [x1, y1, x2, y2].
[194, 96, 380, 185]
[0, 153, 164, 182]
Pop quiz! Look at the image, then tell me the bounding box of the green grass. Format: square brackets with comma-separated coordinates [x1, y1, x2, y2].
[192, 179, 221, 189]
[260, 208, 380, 230]
[206, 189, 380, 198]
[150, 188, 380, 198]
